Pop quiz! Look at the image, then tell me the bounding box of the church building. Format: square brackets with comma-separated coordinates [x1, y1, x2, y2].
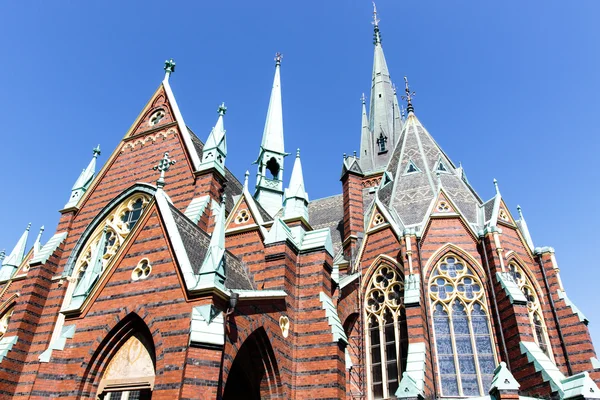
[0, 5, 599, 400]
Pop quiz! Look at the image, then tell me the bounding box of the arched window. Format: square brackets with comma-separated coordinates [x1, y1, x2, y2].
[429, 254, 496, 396]
[0, 306, 14, 339]
[508, 262, 551, 357]
[71, 194, 151, 305]
[365, 263, 408, 399]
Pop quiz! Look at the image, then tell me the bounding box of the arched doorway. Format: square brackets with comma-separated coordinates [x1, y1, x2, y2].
[223, 328, 282, 399]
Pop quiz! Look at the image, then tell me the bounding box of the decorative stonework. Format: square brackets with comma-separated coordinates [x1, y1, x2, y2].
[121, 128, 175, 152]
[149, 109, 165, 126]
[499, 209, 509, 222]
[132, 259, 151, 281]
[437, 201, 450, 212]
[362, 176, 382, 188]
[235, 209, 250, 224]
[98, 335, 155, 393]
[373, 213, 384, 226]
[279, 315, 290, 338]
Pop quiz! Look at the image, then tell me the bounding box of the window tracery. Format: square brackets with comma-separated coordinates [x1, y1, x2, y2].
[365, 263, 407, 399]
[149, 109, 165, 126]
[508, 262, 551, 357]
[132, 259, 152, 281]
[73, 194, 151, 291]
[373, 213, 385, 226]
[0, 306, 14, 339]
[499, 209, 509, 222]
[235, 209, 250, 224]
[437, 201, 450, 212]
[429, 255, 496, 396]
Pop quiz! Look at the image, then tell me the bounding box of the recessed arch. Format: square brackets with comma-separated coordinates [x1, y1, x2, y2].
[360, 254, 403, 293]
[423, 243, 486, 284]
[504, 251, 546, 304]
[223, 327, 282, 400]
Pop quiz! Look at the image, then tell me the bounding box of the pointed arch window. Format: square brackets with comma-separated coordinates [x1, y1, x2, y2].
[377, 132, 388, 153]
[508, 262, 552, 357]
[429, 255, 496, 396]
[365, 263, 408, 399]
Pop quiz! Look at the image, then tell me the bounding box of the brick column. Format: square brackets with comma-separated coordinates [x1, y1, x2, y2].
[341, 167, 364, 264]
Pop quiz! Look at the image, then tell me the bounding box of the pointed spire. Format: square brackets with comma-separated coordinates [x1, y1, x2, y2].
[33, 226, 45, 256]
[244, 170, 250, 190]
[516, 205, 535, 251]
[64, 146, 101, 209]
[0, 250, 5, 264]
[199, 103, 228, 176]
[283, 149, 309, 222]
[0, 223, 31, 281]
[153, 152, 176, 189]
[401, 76, 416, 113]
[164, 58, 176, 81]
[260, 53, 285, 154]
[359, 93, 372, 171]
[392, 84, 404, 144]
[197, 195, 227, 289]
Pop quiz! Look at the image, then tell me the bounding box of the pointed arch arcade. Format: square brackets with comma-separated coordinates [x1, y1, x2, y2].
[364, 259, 408, 399]
[429, 253, 497, 397]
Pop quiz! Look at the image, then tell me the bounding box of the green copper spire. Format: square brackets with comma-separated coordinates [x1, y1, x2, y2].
[0, 223, 31, 281]
[153, 152, 176, 189]
[197, 195, 227, 290]
[283, 148, 309, 222]
[254, 53, 288, 217]
[493, 178, 500, 195]
[198, 103, 228, 177]
[64, 146, 101, 209]
[401, 76, 416, 114]
[33, 226, 44, 257]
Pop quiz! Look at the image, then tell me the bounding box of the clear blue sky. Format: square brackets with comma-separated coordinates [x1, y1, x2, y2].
[1, 1, 599, 348]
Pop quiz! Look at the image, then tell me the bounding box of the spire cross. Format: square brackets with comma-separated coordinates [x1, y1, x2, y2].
[371, 2, 380, 27]
[153, 152, 176, 189]
[275, 52, 283, 65]
[164, 59, 176, 79]
[217, 102, 227, 116]
[401, 76, 416, 112]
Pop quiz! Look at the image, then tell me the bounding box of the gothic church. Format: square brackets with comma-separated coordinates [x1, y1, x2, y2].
[0, 5, 598, 400]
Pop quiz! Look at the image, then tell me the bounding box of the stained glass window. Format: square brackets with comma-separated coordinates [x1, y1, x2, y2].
[365, 263, 408, 399]
[429, 254, 496, 397]
[508, 263, 551, 357]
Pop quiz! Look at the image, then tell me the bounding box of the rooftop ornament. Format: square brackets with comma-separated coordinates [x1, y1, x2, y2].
[372, 2, 381, 44]
[217, 102, 227, 116]
[164, 58, 176, 80]
[153, 152, 176, 189]
[274, 52, 283, 66]
[401, 76, 416, 113]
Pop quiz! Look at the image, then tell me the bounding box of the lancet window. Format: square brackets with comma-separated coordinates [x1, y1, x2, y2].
[429, 254, 496, 396]
[508, 262, 551, 357]
[72, 194, 151, 295]
[365, 262, 408, 399]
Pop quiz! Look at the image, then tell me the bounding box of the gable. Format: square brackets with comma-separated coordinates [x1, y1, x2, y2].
[128, 85, 176, 137]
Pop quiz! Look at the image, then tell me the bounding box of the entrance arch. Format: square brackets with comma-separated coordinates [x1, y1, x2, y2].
[223, 327, 282, 399]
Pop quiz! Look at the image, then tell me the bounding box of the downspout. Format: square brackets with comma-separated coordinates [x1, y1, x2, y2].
[480, 238, 511, 369]
[537, 255, 573, 376]
[416, 236, 438, 397]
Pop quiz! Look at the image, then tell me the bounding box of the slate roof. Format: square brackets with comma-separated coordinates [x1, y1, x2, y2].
[378, 113, 482, 226]
[308, 194, 344, 255]
[168, 203, 254, 290]
[188, 129, 243, 213]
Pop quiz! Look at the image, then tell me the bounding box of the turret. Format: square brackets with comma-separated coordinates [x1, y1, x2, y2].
[64, 146, 101, 209]
[0, 223, 31, 281]
[198, 103, 228, 177]
[283, 149, 309, 223]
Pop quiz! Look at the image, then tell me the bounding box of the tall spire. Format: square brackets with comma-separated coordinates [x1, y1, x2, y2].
[361, 3, 398, 172]
[198, 102, 228, 176]
[64, 145, 101, 209]
[283, 149, 309, 222]
[254, 53, 288, 217]
[359, 93, 372, 171]
[0, 223, 31, 281]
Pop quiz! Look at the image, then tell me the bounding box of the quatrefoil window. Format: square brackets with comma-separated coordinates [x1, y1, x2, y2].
[499, 209, 509, 222]
[437, 201, 450, 212]
[235, 209, 250, 224]
[373, 213, 384, 226]
[132, 259, 152, 281]
[150, 109, 165, 126]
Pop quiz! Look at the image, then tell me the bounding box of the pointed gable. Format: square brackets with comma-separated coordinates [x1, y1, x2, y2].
[129, 85, 176, 137]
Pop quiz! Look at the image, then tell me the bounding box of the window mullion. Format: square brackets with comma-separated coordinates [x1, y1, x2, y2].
[365, 311, 374, 400]
[448, 308, 463, 396]
[468, 313, 484, 396]
[394, 312, 401, 384]
[379, 316, 388, 399]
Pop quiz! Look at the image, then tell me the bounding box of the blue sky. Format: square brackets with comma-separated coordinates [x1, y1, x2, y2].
[1, 1, 599, 348]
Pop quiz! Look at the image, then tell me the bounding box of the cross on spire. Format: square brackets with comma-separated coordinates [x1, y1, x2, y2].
[275, 52, 283, 65]
[164, 58, 176, 80]
[361, 93, 366, 105]
[372, 2, 381, 44]
[401, 76, 416, 113]
[372, 2, 380, 27]
[217, 102, 227, 116]
[93, 144, 101, 157]
[153, 152, 176, 189]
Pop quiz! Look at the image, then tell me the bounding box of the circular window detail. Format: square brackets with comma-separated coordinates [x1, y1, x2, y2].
[499, 209, 509, 222]
[437, 201, 450, 212]
[132, 259, 152, 281]
[150, 109, 166, 126]
[235, 209, 250, 224]
[373, 213, 384, 226]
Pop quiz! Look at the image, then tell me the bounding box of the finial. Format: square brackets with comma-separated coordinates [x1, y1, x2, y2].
[275, 52, 283, 66]
[164, 58, 176, 79]
[459, 161, 462, 168]
[400, 104, 406, 120]
[372, 2, 380, 27]
[0, 249, 5, 263]
[401, 76, 416, 113]
[343, 153, 347, 159]
[244, 170, 250, 189]
[517, 205, 524, 219]
[353, 151, 357, 157]
[361, 93, 366, 105]
[296, 148, 300, 158]
[153, 152, 177, 189]
[39, 226, 45, 234]
[26, 223, 31, 231]
[93, 144, 101, 158]
[493, 178, 500, 195]
[221, 193, 227, 205]
[217, 102, 227, 116]
[392, 83, 397, 95]
[372, 2, 381, 44]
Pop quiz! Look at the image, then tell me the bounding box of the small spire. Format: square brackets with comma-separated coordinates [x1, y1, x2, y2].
[153, 152, 176, 189]
[244, 170, 250, 190]
[164, 58, 176, 80]
[275, 52, 283, 66]
[0, 250, 5, 264]
[517, 205, 523, 219]
[343, 153, 347, 159]
[401, 76, 416, 113]
[493, 178, 500, 195]
[0, 223, 31, 274]
[33, 226, 45, 256]
[353, 150, 357, 157]
[217, 102, 227, 116]
[93, 145, 101, 157]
